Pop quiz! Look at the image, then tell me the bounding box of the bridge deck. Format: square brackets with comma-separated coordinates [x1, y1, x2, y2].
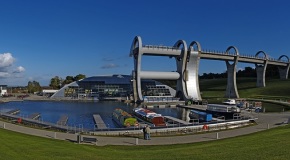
[93, 114, 107, 129]
[139, 46, 289, 66]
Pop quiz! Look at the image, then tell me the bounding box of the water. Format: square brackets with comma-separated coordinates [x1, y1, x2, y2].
[0, 101, 178, 130]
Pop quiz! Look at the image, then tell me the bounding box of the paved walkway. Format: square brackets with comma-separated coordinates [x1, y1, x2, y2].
[0, 112, 289, 146]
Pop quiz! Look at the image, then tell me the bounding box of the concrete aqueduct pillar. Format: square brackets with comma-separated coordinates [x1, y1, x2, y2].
[129, 36, 143, 102]
[174, 40, 189, 101]
[255, 51, 268, 87]
[185, 41, 202, 101]
[277, 55, 290, 80]
[181, 108, 191, 122]
[172, 40, 202, 101]
[225, 46, 239, 98]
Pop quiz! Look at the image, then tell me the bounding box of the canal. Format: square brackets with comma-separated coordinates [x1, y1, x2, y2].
[0, 101, 179, 130]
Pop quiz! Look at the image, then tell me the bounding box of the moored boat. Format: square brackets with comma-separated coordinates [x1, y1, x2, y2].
[189, 109, 212, 122]
[133, 108, 166, 127]
[112, 108, 138, 128]
[223, 99, 236, 105]
[206, 103, 241, 119]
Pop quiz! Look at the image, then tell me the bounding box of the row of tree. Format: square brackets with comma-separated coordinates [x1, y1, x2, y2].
[26, 74, 86, 93]
[200, 65, 281, 79]
[49, 74, 86, 89]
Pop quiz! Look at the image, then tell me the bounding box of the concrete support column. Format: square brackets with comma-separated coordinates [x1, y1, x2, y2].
[277, 55, 290, 80]
[175, 40, 188, 101]
[132, 71, 138, 102]
[224, 46, 239, 99]
[184, 41, 202, 101]
[181, 108, 190, 122]
[130, 36, 143, 102]
[278, 66, 289, 80]
[225, 61, 239, 98]
[255, 51, 268, 87]
[256, 65, 267, 87]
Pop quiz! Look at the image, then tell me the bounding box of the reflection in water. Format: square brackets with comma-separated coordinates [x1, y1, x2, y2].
[0, 101, 178, 129]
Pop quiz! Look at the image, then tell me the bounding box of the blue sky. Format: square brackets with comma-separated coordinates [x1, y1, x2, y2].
[0, 0, 290, 86]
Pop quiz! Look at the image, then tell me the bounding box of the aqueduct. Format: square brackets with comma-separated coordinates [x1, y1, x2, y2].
[130, 36, 290, 102]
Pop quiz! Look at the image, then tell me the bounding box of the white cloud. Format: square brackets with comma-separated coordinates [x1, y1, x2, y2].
[13, 66, 25, 73]
[0, 53, 26, 82]
[0, 53, 15, 68]
[0, 72, 10, 78]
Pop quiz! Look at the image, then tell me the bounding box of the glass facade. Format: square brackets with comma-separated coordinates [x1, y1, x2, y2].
[77, 75, 132, 98]
[51, 74, 175, 100]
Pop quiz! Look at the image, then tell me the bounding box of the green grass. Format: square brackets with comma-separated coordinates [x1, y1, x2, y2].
[200, 78, 290, 100]
[1, 78, 290, 159]
[200, 78, 290, 112]
[1, 125, 290, 160]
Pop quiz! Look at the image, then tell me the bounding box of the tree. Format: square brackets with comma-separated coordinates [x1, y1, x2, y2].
[49, 76, 62, 89]
[27, 81, 41, 93]
[62, 76, 75, 86]
[61, 74, 86, 86]
[74, 74, 86, 81]
[265, 65, 279, 78]
[237, 67, 255, 77]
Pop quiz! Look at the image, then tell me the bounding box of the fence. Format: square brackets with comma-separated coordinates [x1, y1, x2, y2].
[88, 119, 253, 137]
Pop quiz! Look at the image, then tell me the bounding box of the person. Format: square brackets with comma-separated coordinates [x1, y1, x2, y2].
[142, 126, 146, 140]
[145, 125, 151, 140]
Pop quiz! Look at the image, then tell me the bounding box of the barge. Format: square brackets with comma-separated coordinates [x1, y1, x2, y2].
[189, 109, 212, 122]
[206, 103, 241, 119]
[112, 108, 138, 128]
[133, 108, 166, 127]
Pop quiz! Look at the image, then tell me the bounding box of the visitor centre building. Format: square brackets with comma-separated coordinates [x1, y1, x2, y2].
[50, 74, 176, 101]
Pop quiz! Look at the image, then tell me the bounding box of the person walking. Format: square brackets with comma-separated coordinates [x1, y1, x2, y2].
[142, 126, 146, 140]
[145, 125, 151, 140]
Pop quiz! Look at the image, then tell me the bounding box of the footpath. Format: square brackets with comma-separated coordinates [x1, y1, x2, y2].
[0, 112, 289, 146]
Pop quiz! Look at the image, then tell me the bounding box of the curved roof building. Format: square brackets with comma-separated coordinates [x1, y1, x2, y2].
[51, 74, 176, 100]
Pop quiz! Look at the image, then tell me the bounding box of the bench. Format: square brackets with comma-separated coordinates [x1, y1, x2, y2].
[82, 137, 98, 145]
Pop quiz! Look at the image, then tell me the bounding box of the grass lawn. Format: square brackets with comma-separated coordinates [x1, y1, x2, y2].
[1, 124, 290, 160]
[200, 78, 290, 99]
[1, 78, 289, 159]
[200, 78, 290, 111]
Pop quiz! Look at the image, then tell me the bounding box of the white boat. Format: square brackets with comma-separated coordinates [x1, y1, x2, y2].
[223, 99, 236, 105]
[206, 101, 241, 119]
[207, 104, 240, 113]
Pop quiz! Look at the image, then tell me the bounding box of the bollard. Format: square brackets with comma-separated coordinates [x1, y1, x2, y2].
[135, 138, 138, 145]
[216, 132, 219, 139]
[3, 123, 5, 129]
[267, 124, 270, 129]
[77, 134, 81, 144]
[54, 132, 57, 139]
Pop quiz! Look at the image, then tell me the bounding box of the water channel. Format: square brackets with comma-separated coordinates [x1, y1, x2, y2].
[0, 101, 179, 130]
